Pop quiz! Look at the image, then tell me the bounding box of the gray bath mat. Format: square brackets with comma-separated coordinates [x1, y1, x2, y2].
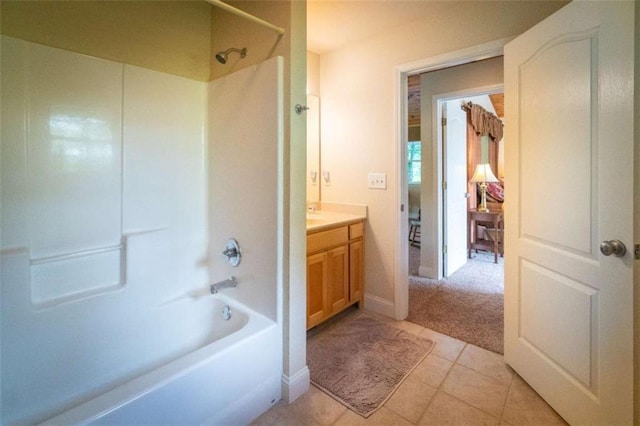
[307, 313, 434, 418]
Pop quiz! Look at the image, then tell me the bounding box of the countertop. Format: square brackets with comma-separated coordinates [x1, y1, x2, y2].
[306, 210, 366, 232]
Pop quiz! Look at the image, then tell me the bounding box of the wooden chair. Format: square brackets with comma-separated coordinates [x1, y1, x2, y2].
[409, 209, 421, 247]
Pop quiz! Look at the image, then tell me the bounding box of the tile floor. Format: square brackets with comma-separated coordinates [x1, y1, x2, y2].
[253, 313, 567, 426]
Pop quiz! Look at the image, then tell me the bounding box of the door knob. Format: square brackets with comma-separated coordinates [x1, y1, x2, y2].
[599, 240, 627, 257]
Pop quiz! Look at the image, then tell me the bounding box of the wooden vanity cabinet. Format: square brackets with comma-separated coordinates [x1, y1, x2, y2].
[348, 222, 364, 305]
[307, 221, 364, 330]
[306, 251, 328, 328]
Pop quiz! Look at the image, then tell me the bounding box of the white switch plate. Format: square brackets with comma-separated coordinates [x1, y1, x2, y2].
[368, 173, 387, 189]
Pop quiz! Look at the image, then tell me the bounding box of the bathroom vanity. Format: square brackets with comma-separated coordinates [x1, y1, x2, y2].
[306, 206, 366, 329]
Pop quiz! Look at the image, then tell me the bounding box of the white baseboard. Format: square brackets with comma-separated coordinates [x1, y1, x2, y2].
[364, 294, 395, 318]
[419, 265, 436, 279]
[281, 366, 310, 403]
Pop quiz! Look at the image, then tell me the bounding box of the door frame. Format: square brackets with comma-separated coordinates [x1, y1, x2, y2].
[393, 37, 512, 320]
[438, 85, 503, 277]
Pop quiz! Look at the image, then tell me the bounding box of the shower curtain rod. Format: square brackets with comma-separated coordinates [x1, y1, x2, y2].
[205, 0, 286, 36]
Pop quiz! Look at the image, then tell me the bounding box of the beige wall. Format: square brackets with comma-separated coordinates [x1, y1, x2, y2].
[419, 57, 503, 278]
[408, 184, 420, 217]
[408, 125, 420, 142]
[287, 0, 310, 402]
[635, 0, 640, 422]
[307, 51, 320, 96]
[0, 1, 212, 81]
[319, 1, 566, 307]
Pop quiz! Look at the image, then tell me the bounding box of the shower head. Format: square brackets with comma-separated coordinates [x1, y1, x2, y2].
[215, 47, 247, 64]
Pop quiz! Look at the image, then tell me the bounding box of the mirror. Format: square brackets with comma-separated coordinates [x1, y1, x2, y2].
[307, 94, 320, 203]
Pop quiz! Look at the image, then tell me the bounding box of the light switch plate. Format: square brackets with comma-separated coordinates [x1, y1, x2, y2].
[368, 173, 387, 189]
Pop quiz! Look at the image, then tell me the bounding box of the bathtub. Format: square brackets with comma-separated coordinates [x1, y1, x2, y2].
[39, 293, 282, 425]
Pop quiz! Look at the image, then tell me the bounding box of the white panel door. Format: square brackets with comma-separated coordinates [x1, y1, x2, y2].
[443, 100, 468, 276]
[504, 2, 634, 424]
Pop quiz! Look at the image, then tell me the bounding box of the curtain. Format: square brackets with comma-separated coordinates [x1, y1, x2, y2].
[467, 102, 503, 142]
[464, 102, 504, 208]
[466, 113, 481, 209]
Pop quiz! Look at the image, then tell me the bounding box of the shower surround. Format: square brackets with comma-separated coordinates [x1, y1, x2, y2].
[0, 35, 283, 424]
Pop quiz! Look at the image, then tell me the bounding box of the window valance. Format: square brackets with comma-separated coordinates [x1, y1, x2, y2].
[462, 102, 503, 142]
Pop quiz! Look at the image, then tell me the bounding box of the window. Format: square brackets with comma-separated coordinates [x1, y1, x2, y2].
[408, 141, 421, 184]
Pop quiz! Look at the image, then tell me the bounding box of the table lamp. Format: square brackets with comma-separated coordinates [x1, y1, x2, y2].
[470, 163, 499, 213]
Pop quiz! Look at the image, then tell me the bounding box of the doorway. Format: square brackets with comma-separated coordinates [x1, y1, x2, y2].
[406, 85, 505, 353]
[439, 89, 504, 277]
[393, 38, 508, 321]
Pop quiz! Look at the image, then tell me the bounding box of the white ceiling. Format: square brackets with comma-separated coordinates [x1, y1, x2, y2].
[307, 0, 457, 54]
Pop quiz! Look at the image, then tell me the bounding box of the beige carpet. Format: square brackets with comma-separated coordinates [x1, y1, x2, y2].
[407, 245, 504, 354]
[307, 312, 434, 418]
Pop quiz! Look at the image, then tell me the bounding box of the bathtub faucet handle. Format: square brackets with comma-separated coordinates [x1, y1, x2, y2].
[222, 238, 242, 267]
[222, 247, 237, 257]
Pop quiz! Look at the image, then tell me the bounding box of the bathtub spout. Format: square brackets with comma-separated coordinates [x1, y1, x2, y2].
[210, 276, 238, 294]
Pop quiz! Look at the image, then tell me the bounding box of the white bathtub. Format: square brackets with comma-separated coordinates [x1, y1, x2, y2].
[40, 293, 282, 425]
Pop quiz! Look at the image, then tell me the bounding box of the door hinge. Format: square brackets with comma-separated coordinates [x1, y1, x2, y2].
[634, 244, 640, 260]
[442, 117, 447, 126]
[401, 204, 405, 212]
[443, 244, 447, 254]
[442, 181, 447, 190]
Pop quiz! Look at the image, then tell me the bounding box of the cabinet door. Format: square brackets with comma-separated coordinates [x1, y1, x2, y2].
[327, 245, 349, 315]
[349, 239, 364, 304]
[307, 251, 328, 329]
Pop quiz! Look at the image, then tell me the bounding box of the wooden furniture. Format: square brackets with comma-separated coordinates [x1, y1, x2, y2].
[307, 220, 364, 329]
[408, 219, 421, 247]
[468, 209, 503, 263]
[408, 209, 421, 247]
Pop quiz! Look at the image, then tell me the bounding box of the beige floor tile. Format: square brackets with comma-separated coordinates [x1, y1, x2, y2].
[440, 364, 510, 417]
[418, 328, 467, 361]
[250, 400, 291, 426]
[419, 391, 500, 426]
[253, 386, 346, 426]
[411, 353, 454, 388]
[392, 320, 425, 336]
[251, 399, 323, 426]
[501, 374, 567, 425]
[361, 309, 394, 324]
[304, 386, 350, 425]
[456, 344, 514, 385]
[334, 407, 414, 426]
[384, 375, 437, 423]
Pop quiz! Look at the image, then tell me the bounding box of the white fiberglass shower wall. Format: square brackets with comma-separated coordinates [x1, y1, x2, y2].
[208, 56, 283, 321]
[1, 35, 283, 424]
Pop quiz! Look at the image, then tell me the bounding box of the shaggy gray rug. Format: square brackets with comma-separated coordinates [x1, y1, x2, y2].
[307, 312, 434, 418]
[407, 245, 504, 354]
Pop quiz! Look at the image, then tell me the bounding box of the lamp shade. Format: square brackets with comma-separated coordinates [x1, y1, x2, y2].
[470, 163, 499, 183]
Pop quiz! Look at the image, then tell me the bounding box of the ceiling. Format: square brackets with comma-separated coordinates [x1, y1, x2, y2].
[408, 74, 504, 127]
[307, 1, 504, 126]
[307, 0, 457, 54]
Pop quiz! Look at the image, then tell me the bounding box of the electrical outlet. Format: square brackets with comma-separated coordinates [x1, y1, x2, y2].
[368, 173, 387, 189]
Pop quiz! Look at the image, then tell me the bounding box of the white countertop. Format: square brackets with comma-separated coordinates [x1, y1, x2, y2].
[306, 210, 366, 232]
[305, 202, 367, 232]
